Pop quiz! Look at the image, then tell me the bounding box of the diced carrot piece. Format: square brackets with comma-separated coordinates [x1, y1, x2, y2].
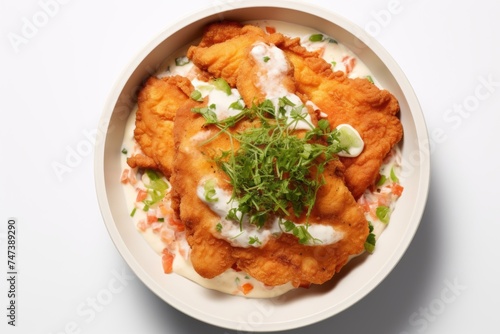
[147, 213, 157, 224]
[265, 26, 276, 34]
[128, 170, 137, 185]
[342, 56, 356, 75]
[161, 250, 174, 274]
[239, 283, 254, 295]
[120, 169, 129, 184]
[137, 220, 147, 232]
[168, 217, 185, 232]
[136, 189, 148, 202]
[392, 184, 404, 197]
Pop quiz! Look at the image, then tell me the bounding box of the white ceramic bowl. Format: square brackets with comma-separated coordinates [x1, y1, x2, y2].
[95, 1, 430, 331]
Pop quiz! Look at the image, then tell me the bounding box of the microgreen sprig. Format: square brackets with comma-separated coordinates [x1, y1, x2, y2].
[192, 98, 348, 244]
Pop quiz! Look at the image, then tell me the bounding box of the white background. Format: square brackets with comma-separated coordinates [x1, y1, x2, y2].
[1, 0, 499, 333]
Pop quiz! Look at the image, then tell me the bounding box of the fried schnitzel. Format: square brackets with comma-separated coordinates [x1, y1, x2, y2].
[187, 22, 403, 198]
[127, 75, 193, 177]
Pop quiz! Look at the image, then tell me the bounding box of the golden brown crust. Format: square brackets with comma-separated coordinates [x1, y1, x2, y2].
[278, 39, 403, 199]
[134, 21, 403, 289]
[128, 75, 193, 177]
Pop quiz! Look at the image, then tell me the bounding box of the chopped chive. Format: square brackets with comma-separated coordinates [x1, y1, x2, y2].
[309, 33, 324, 42]
[377, 175, 387, 187]
[121, 148, 128, 154]
[263, 56, 270, 62]
[213, 78, 232, 95]
[190, 89, 203, 101]
[390, 167, 400, 183]
[376, 206, 391, 224]
[175, 56, 190, 66]
[130, 207, 137, 217]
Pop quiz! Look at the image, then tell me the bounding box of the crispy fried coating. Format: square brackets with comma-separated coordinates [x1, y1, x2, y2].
[136, 21, 402, 289]
[277, 37, 403, 199]
[170, 100, 237, 279]
[187, 22, 288, 88]
[172, 42, 369, 286]
[127, 75, 193, 177]
[232, 161, 369, 287]
[187, 22, 403, 199]
[171, 99, 368, 287]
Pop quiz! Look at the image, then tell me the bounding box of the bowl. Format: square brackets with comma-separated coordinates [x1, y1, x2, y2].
[94, 1, 430, 331]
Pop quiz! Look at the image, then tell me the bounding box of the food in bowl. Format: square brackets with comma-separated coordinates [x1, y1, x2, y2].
[119, 20, 404, 298]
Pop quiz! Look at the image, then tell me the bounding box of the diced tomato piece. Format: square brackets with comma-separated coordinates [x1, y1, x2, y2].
[161, 249, 174, 274]
[168, 217, 185, 232]
[147, 213, 158, 224]
[239, 283, 254, 295]
[342, 56, 356, 75]
[136, 189, 148, 202]
[128, 170, 137, 185]
[120, 169, 129, 184]
[265, 26, 276, 34]
[137, 220, 147, 232]
[392, 184, 404, 197]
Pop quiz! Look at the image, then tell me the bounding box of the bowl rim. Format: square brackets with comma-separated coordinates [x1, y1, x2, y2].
[94, 0, 430, 331]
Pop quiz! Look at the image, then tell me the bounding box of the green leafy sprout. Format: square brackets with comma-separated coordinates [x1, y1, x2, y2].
[192, 97, 350, 244]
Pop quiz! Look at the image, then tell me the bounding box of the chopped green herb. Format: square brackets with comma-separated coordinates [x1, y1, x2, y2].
[248, 236, 261, 245]
[121, 148, 128, 154]
[203, 179, 219, 202]
[377, 174, 387, 187]
[366, 75, 375, 84]
[281, 220, 320, 245]
[190, 89, 203, 101]
[130, 207, 137, 217]
[390, 167, 400, 183]
[193, 98, 348, 237]
[157, 217, 165, 222]
[309, 33, 324, 42]
[213, 78, 232, 95]
[376, 205, 391, 224]
[263, 56, 270, 62]
[327, 37, 338, 44]
[175, 56, 190, 66]
[364, 222, 376, 253]
[141, 169, 169, 209]
[216, 222, 223, 232]
[192, 104, 219, 124]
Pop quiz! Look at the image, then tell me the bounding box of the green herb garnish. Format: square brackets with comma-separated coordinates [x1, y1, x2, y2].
[309, 33, 324, 42]
[390, 166, 399, 183]
[142, 169, 169, 209]
[121, 148, 128, 154]
[213, 78, 232, 95]
[193, 98, 348, 243]
[190, 89, 203, 101]
[203, 179, 219, 202]
[248, 236, 261, 245]
[364, 222, 376, 253]
[376, 205, 391, 224]
[263, 56, 270, 62]
[175, 56, 190, 66]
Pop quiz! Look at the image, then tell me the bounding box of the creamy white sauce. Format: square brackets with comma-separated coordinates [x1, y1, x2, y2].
[120, 20, 402, 298]
[196, 180, 342, 248]
[191, 78, 245, 121]
[336, 124, 365, 158]
[250, 42, 313, 130]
